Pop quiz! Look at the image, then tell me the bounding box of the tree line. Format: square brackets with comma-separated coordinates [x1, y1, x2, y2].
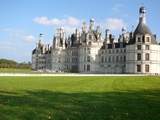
[0, 59, 31, 69]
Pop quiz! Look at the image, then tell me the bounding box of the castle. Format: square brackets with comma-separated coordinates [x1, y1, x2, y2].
[32, 6, 160, 74]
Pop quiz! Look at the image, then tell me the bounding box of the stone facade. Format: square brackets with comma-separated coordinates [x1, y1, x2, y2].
[32, 6, 160, 74]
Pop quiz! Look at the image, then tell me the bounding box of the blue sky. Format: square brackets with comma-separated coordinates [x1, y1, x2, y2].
[0, 0, 160, 62]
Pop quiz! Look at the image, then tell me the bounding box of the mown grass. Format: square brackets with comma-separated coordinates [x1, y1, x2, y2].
[0, 68, 32, 73]
[0, 76, 160, 120]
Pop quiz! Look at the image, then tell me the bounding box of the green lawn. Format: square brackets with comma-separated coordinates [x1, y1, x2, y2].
[0, 76, 160, 120]
[0, 68, 32, 73]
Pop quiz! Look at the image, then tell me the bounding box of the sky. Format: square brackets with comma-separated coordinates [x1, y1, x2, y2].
[0, 0, 160, 62]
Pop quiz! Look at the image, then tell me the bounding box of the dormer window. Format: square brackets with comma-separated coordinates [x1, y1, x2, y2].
[138, 37, 141, 42]
[146, 36, 150, 42]
[136, 36, 142, 43]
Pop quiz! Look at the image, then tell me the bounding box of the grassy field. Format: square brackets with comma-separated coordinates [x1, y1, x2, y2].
[0, 68, 32, 73]
[0, 76, 160, 120]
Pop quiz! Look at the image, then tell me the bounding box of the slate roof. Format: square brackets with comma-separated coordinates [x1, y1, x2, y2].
[128, 20, 157, 44]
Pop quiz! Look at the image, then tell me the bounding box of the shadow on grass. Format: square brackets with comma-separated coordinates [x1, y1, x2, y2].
[0, 90, 160, 120]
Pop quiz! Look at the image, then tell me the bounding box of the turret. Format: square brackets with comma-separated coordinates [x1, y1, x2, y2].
[53, 28, 66, 49]
[128, 6, 157, 44]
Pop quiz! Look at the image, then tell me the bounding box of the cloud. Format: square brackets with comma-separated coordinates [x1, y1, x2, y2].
[33, 16, 81, 26]
[33, 16, 127, 33]
[105, 18, 126, 31]
[23, 35, 35, 43]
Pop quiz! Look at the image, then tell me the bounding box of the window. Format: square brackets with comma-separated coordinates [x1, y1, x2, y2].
[137, 65, 141, 72]
[87, 48, 91, 54]
[146, 37, 150, 42]
[84, 64, 86, 71]
[105, 57, 107, 62]
[66, 65, 69, 70]
[137, 45, 141, 50]
[145, 65, 149, 72]
[116, 49, 119, 53]
[137, 53, 141, 61]
[101, 56, 104, 63]
[145, 53, 150, 61]
[145, 45, 150, 50]
[116, 56, 119, 62]
[124, 56, 126, 62]
[137, 37, 141, 42]
[108, 56, 111, 62]
[87, 56, 90, 62]
[87, 64, 90, 71]
[120, 56, 123, 62]
[112, 56, 115, 62]
[84, 56, 86, 62]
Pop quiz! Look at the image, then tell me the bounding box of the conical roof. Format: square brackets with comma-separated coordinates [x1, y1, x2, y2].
[128, 22, 157, 44]
[134, 22, 152, 35]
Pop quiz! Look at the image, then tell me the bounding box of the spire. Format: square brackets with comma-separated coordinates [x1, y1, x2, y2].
[139, 6, 146, 24]
[122, 27, 126, 34]
[38, 33, 44, 47]
[105, 29, 110, 39]
[96, 26, 100, 33]
[82, 21, 87, 33]
[104, 29, 110, 43]
[89, 18, 95, 31]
